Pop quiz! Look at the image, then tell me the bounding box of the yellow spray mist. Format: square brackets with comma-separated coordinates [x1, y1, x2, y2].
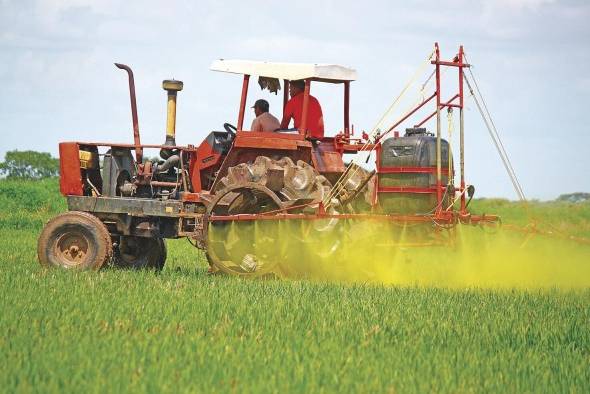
[210, 219, 590, 289]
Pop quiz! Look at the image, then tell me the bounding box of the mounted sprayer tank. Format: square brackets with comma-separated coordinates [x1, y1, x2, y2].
[379, 127, 454, 214]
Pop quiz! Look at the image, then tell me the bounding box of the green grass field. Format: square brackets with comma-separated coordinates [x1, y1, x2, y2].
[1, 178, 589, 393]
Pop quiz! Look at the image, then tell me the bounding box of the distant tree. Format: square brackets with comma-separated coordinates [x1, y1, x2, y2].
[556, 192, 590, 203]
[0, 150, 59, 179]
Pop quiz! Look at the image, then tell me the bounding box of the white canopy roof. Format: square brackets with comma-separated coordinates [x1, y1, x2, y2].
[210, 59, 357, 82]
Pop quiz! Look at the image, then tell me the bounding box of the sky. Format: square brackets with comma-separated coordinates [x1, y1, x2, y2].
[1, 0, 589, 200]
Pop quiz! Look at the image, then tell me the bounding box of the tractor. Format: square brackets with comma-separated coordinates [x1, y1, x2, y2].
[37, 43, 498, 277]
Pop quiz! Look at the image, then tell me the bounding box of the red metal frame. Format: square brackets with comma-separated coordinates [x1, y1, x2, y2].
[237, 74, 250, 131]
[300, 80, 311, 137]
[115, 63, 143, 165]
[435, 43, 442, 206]
[374, 43, 471, 217]
[208, 210, 499, 227]
[283, 79, 289, 111]
[457, 46, 466, 213]
[377, 167, 450, 174]
[414, 94, 459, 127]
[344, 81, 350, 137]
[384, 93, 436, 136]
[59, 142, 84, 196]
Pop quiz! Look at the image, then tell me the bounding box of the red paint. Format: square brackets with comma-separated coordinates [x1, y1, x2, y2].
[387, 93, 436, 133]
[234, 131, 307, 150]
[190, 139, 222, 192]
[208, 211, 498, 226]
[430, 60, 470, 68]
[283, 79, 289, 112]
[300, 80, 310, 137]
[435, 42, 442, 207]
[458, 45, 467, 215]
[180, 192, 201, 202]
[377, 186, 439, 194]
[414, 94, 460, 127]
[59, 142, 83, 196]
[344, 81, 350, 136]
[311, 143, 346, 173]
[378, 166, 450, 174]
[237, 74, 250, 131]
[114, 63, 143, 164]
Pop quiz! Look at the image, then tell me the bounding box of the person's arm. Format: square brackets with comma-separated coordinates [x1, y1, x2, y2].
[280, 101, 293, 129]
[251, 117, 261, 132]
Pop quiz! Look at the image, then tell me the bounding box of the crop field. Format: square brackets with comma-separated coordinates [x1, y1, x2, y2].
[1, 178, 589, 393]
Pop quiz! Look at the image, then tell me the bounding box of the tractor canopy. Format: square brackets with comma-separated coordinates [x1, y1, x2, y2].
[210, 60, 356, 135]
[210, 60, 357, 83]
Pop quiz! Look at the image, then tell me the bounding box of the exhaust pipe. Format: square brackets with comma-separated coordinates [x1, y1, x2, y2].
[115, 63, 143, 165]
[155, 154, 180, 173]
[161, 79, 183, 159]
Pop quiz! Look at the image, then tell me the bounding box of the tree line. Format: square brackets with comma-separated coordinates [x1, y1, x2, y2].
[0, 150, 59, 179]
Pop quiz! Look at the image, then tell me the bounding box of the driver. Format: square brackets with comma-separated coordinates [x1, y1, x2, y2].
[250, 99, 281, 132]
[280, 79, 324, 138]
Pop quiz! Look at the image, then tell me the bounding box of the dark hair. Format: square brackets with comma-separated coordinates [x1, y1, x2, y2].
[253, 99, 269, 112]
[291, 80, 305, 91]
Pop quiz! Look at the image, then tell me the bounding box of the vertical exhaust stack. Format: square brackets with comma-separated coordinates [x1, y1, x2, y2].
[114, 63, 143, 165]
[161, 79, 183, 159]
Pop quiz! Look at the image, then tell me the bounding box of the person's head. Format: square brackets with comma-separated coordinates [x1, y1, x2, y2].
[252, 99, 270, 117]
[289, 80, 306, 98]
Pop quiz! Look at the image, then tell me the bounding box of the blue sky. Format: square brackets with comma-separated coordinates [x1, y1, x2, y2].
[1, 0, 588, 199]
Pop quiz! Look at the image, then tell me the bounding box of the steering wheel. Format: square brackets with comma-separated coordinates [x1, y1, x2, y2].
[223, 123, 237, 140]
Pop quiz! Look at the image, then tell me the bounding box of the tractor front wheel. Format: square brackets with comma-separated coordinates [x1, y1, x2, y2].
[112, 236, 166, 271]
[37, 211, 113, 270]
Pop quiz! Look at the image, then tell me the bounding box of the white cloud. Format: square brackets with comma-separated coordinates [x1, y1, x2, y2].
[576, 77, 590, 93]
[479, 0, 557, 19]
[494, 0, 556, 10]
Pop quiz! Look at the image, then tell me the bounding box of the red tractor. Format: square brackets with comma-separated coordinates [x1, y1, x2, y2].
[38, 44, 497, 277]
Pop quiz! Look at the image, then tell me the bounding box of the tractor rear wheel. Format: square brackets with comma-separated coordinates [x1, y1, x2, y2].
[206, 182, 286, 277]
[206, 156, 342, 278]
[37, 211, 113, 270]
[112, 236, 166, 270]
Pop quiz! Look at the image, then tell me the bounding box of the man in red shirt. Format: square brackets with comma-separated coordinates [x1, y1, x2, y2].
[280, 80, 325, 139]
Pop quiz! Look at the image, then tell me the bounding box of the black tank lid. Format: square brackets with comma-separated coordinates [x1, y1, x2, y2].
[405, 127, 433, 137]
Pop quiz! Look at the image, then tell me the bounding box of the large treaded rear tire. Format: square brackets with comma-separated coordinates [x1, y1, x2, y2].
[206, 156, 340, 278]
[37, 211, 113, 270]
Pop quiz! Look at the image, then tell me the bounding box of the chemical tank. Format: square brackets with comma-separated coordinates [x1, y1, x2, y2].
[378, 128, 453, 214]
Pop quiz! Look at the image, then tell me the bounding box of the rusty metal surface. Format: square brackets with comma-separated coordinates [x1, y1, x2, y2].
[237, 74, 250, 130]
[114, 63, 143, 164]
[65, 193, 497, 225]
[210, 146, 312, 192]
[311, 144, 346, 173]
[208, 211, 499, 225]
[233, 132, 310, 151]
[61, 142, 197, 150]
[59, 142, 83, 196]
[207, 182, 284, 216]
[67, 196, 189, 218]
